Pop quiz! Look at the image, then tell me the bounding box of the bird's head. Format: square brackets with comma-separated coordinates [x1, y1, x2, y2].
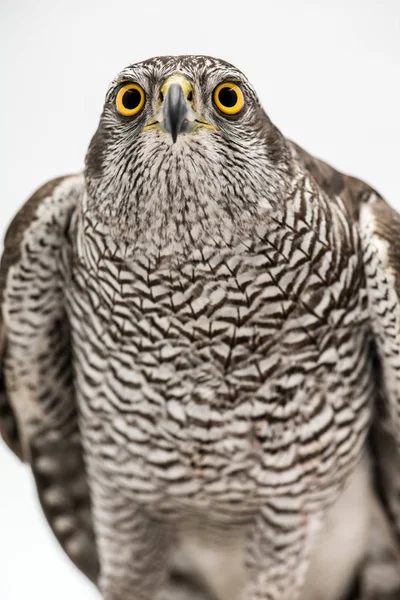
[85, 55, 291, 249]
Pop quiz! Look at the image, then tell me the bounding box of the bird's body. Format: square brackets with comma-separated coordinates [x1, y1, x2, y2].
[2, 55, 400, 600]
[69, 150, 368, 509]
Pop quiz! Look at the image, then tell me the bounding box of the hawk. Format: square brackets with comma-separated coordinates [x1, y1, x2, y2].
[1, 55, 400, 600]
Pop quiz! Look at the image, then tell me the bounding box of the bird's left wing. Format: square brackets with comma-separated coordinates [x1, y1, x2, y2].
[0, 175, 99, 582]
[359, 194, 400, 547]
[292, 142, 400, 596]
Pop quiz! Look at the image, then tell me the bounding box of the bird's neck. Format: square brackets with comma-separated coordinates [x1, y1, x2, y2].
[84, 142, 290, 257]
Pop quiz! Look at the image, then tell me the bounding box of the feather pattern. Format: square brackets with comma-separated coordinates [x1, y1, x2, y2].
[1, 55, 400, 600]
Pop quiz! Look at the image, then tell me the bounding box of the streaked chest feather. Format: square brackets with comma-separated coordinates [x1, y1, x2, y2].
[65, 208, 372, 514]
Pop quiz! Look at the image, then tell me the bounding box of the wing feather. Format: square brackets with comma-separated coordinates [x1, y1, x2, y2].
[0, 175, 98, 582]
[359, 195, 400, 548]
[293, 141, 400, 582]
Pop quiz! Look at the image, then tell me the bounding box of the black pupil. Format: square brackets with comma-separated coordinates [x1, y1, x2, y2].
[122, 88, 141, 110]
[218, 86, 238, 108]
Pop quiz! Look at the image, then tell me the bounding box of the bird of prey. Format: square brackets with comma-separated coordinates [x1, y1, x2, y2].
[1, 55, 400, 600]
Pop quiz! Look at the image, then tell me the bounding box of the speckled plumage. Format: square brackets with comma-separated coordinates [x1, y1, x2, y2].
[2, 55, 400, 600]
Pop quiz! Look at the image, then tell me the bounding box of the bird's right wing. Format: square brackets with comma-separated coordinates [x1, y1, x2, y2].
[0, 176, 99, 582]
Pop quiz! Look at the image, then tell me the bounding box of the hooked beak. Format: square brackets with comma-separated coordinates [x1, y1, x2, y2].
[163, 83, 191, 143]
[144, 74, 216, 143]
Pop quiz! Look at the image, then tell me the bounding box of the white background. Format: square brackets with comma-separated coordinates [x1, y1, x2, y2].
[0, 1, 399, 598]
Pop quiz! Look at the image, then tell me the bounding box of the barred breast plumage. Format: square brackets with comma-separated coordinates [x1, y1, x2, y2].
[2, 55, 400, 600]
[66, 165, 371, 522]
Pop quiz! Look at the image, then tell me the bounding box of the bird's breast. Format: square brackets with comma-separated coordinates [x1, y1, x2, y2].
[65, 216, 373, 518]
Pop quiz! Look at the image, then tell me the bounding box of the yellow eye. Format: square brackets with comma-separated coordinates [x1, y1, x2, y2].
[213, 82, 244, 115]
[116, 83, 145, 116]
